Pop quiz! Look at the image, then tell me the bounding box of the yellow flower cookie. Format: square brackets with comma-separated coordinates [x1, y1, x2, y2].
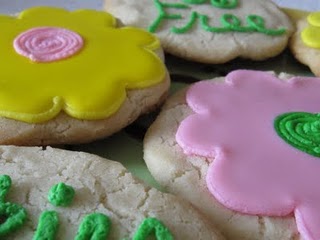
[0, 7, 169, 145]
[0, 7, 166, 123]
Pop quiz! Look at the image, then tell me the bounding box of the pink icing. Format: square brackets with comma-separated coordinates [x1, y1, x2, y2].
[13, 27, 83, 62]
[176, 70, 320, 240]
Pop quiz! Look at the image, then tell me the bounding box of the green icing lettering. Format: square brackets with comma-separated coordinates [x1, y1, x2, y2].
[33, 211, 59, 240]
[75, 213, 111, 240]
[148, 0, 189, 33]
[210, 0, 238, 9]
[200, 14, 286, 35]
[182, 0, 207, 4]
[150, 0, 286, 36]
[183, 0, 238, 8]
[0, 175, 27, 237]
[133, 218, 173, 240]
[48, 182, 75, 207]
[275, 112, 320, 157]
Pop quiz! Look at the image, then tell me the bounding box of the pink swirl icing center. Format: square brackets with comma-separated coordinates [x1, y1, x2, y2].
[13, 27, 84, 62]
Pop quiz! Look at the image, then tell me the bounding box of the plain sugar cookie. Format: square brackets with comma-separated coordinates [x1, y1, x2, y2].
[105, 0, 294, 63]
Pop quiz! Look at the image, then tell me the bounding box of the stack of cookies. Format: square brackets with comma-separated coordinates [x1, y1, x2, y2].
[0, 0, 319, 239]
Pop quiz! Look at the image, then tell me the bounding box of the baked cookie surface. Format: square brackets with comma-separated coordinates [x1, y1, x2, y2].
[290, 11, 320, 77]
[105, 0, 294, 63]
[0, 6, 170, 145]
[144, 70, 320, 240]
[0, 145, 223, 239]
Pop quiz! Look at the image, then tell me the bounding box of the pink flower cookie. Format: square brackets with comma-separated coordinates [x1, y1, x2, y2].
[176, 70, 320, 240]
[144, 70, 320, 239]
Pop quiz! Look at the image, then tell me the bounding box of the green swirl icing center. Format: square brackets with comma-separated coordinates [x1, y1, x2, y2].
[274, 112, 320, 157]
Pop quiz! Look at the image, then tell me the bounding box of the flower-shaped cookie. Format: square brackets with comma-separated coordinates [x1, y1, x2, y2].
[0, 7, 165, 123]
[176, 70, 320, 240]
[301, 12, 320, 48]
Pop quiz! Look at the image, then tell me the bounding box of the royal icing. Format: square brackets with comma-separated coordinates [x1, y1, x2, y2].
[133, 218, 173, 240]
[176, 70, 320, 240]
[13, 27, 84, 62]
[0, 175, 173, 240]
[0, 7, 165, 123]
[33, 211, 59, 240]
[301, 12, 320, 49]
[149, 0, 286, 35]
[0, 175, 27, 237]
[48, 182, 75, 207]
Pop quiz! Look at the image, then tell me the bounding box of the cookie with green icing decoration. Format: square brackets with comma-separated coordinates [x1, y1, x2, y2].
[0, 146, 223, 239]
[105, 0, 293, 63]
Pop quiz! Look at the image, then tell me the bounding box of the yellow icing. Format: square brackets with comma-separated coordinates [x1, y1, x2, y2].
[301, 12, 320, 49]
[0, 7, 166, 123]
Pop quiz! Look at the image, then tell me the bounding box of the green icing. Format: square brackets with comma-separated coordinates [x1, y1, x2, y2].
[200, 14, 286, 35]
[182, 0, 238, 8]
[0, 175, 11, 203]
[182, 0, 206, 4]
[210, 0, 238, 9]
[148, 0, 188, 33]
[149, 0, 286, 36]
[48, 182, 75, 207]
[0, 175, 27, 237]
[133, 218, 173, 240]
[33, 211, 59, 240]
[275, 112, 320, 157]
[75, 213, 111, 240]
[0, 177, 174, 239]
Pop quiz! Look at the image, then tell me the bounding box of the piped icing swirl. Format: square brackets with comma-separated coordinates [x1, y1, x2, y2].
[14, 27, 84, 62]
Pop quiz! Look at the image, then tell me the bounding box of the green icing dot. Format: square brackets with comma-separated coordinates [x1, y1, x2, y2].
[133, 218, 174, 240]
[48, 183, 75, 207]
[274, 112, 320, 157]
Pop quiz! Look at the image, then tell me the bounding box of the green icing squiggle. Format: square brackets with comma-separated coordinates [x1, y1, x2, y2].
[0, 177, 175, 240]
[210, 0, 238, 9]
[275, 112, 320, 158]
[149, 0, 286, 36]
[0, 175, 27, 237]
[133, 218, 173, 240]
[182, 0, 238, 8]
[75, 213, 111, 240]
[148, 0, 189, 33]
[33, 211, 59, 240]
[182, 0, 207, 4]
